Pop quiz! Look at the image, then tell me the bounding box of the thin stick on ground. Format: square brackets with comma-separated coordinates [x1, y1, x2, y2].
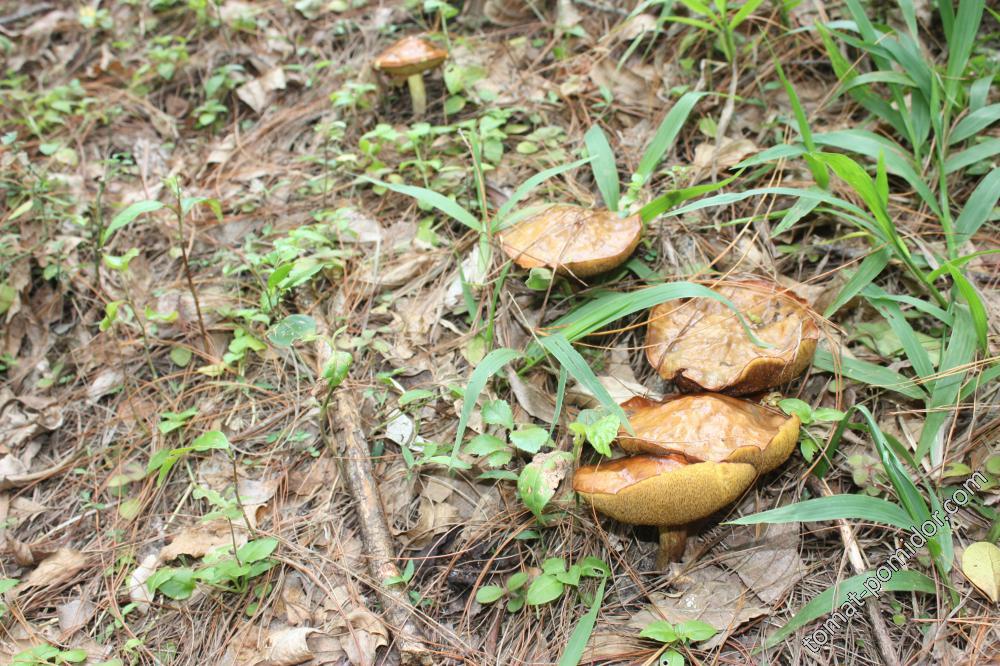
[807, 476, 901, 666]
[328, 391, 434, 665]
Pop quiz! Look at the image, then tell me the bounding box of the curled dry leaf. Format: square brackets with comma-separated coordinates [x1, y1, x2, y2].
[255, 626, 318, 666]
[718, 520, 805, 604]
[501, 205, 642, 278]
[19, 548, 87, 590]
[645, 279, 819, 395]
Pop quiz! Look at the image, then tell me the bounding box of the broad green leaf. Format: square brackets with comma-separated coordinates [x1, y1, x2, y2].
[323, 351, 353, 389]
[190, 430, 231, 452]
[677, 619, 717, 642]
[639, 620, 678, 643]
[237, 537, 278, 563]
[526, 573, 564, 605]
[102, 200, 165, 245]
[863, 285, 934, 379]
[267, 314, 317, 347]
[518, 451, 572, 519]
[482, 399, 514, 430]
[510, 426, 550, 453]
[475, 585, 504, 604]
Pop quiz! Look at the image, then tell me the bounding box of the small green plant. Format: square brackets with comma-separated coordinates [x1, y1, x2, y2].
[639, 619, 718, 666]
[777, 398, 846, 462]
[146, 537, 278, 601]
[148, 430, 231, 486]
[476, 556, 609, 612]
[10, 645, 88, 665]
[158, 407, 198, 435]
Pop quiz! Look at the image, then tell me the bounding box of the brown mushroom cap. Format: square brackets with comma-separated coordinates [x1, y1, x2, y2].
[373, 36, 448, 78]
[573, 454, 757, 527]
[645, 279, 819, 395]
[500, 205, 642, 278]
[617, 394, 800, 473]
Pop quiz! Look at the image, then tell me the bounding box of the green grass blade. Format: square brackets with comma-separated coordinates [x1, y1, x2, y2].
[771, 195, 820, 237]
[944, 266, 988, 352]
[765, 570, 936, 647]
[954, 168, 1000, 245]
[945, 0, 986, 101]
[814, 130, 940, 215]
[638, 172, 739, 222]
[539, 334, 632, 434]
[452, 348, 522, 461]
[557, 577, 607, 666]
[862, 285, 935, 379]
[916, 305, 975, 460]
[729, 495, 913, 529]
[363, 177, 481, 232]
[944, 137, 1000, 174]
[854, 406, 937, 556]
[540, 282, 771, 351]
[635, 92, 705, 185]
[813, 348, 927, 400]
[823, 249, 890, 317]
[495, 157, 593, 225]
[584, 126, 620, 212]
[950, 104, 1000, 144]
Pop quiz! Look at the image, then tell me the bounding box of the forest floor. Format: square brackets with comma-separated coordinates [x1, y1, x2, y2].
[0, 0, 999, 665]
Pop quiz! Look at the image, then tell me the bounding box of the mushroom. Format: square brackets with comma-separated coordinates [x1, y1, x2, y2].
[373, 36, 448, 117]
[500, 204, 642, 278]
[573, 454, 758, 567]
[645, 278, 819, 395]
[573, 394, 800, 565]
[618, 394, 800, 474]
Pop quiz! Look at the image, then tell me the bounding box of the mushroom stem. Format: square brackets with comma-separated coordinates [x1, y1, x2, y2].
[656, 527, 688, 568]
[406, 74, 427, 116]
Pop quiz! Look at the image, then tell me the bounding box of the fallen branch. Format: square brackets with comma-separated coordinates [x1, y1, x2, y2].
[807, 476, 901, 666]
[327, 392, 434, 665]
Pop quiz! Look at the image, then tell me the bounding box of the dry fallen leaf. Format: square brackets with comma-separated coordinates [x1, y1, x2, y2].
[20, 548, 87, 590]
[628, 566, 769, 649]
[961, 542, 1000, 603]
[719, 521, 805, 604]
[159, 520, 241, 561]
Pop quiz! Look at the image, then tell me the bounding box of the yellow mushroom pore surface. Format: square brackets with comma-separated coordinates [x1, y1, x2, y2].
[573, 455, 758, 527]
[500, 205, 641, 277]
[619, 394, 799, 470]
[645, 281, 819, 393]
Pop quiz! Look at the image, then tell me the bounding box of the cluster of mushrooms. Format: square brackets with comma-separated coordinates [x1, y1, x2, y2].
[500, 205, 821, 567]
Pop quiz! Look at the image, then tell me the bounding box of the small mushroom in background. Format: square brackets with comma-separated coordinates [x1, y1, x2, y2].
[373, 36, 448, 117]
[500, 204, 642, 279]
[645, 278, 820, 395]
[573, 394, 800, 566]
[574, 454, 759, 567]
